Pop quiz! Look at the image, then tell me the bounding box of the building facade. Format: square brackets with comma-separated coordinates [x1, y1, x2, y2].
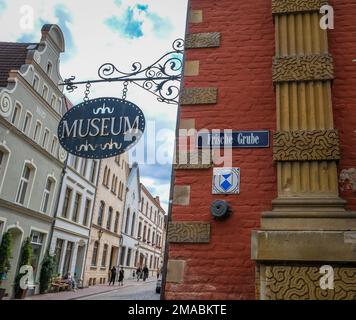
[120, 163, 166, 279]
[49, 154, 99, 283]
[164, 0, 356, 300]
[0, 25, 67, 297]
[84, 153, 129, 286]
[137, 184, 166, 277]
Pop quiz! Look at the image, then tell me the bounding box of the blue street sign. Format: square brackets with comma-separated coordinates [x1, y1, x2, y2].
[58, 97, 145, 159]
[197, 131, 270, 149]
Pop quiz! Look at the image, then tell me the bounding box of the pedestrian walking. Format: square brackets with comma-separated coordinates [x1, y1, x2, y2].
[143, 265, 149, 281]
[118, 267, 124, 286]
[109, 266, 116, 286]
[136, 266, 142, 281]
[156, 268, 160, 279]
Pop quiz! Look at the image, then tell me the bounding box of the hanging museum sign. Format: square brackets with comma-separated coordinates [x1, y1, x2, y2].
[58, 97, 146, 159]
[197, 131, 269, 149]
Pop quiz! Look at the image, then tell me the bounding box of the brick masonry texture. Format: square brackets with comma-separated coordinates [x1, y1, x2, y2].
[166, 0, 277, 300]
[329, 0, 356, 212]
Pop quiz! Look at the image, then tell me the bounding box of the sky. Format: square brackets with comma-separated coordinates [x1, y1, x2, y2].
[0, 0, 189, 212]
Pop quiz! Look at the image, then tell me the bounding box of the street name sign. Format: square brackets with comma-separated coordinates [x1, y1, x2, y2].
[198, 131, 270, 149]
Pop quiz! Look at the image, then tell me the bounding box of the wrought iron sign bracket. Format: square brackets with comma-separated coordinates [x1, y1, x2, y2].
[59, 39, 185, 105]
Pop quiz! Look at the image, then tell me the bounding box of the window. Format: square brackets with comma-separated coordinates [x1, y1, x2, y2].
[33, 121, 42, 142]
[62, 241, 74, 276]
[141, 198, 144, 212]
[149, 255, 153, 269]
[41, 178, 53, 213]
[97, 201, 105, 226]
[42, 128, 49, 149]
[32, 75, 39, 90]
[80, 159, 87, 177]
[83, 199, 91, 226]
[106, 207, 113, 230]
[57, 99, 63, 115]
[137, 222, 142, 239]
[62, 187, 72, 218]
[124, 209, 130, 234]
[50, 136, 58, 155]
[16, 164, 33, 205]
[11, 103, 21, 125]
[102, 166, 108, 186]
[130, 212, 136, 236]
[115, 155, 120, 164]
[152, 232, 155, 245]
[150, 206, 152, 220]
[74, 156, 80, 171]
[30, 231, 45, 279]
[54, 238, 64, 273]
[46, 61, 53, 76]
[114, 212, 120, 234]
[143, 225, 146, 241]
[90, 161, 97, 183]
[22, 112, 32, 135]
[50, 95, 56, 108]
[0, 148, 9, 186]
[91, 241, 99, 266]
[145, 202, 148, 215]
[119, 246, 126, 266]
[147, 228, 151, 243]
[111, 175, 116, 193]
[126, 248, 132, 267]
[101, 244, 108, 267]
[72, 193, 81, 222]
[107, 169, 111, 187]
[42, 85, 48, 100]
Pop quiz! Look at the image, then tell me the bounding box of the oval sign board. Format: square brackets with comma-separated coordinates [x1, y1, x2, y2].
[58, 97, 145, 159]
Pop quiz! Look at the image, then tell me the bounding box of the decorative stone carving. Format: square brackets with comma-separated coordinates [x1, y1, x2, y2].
[272, 0, 328, 15]
[0, 91, 13, 118]
[168, 222, 210, 243]
[272, 54, 334, 83]
[273, 130, 340, 161]
[174, 150, 212, 170]
[58, 146, 68, 163]
[263, 265, 356, 300]
[180, 88, 218, 105]
[339, 168, 356, 192]
[185, 32, 221, 49]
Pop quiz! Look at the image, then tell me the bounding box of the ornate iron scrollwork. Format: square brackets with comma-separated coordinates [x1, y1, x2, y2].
[61, 39, 184, 105]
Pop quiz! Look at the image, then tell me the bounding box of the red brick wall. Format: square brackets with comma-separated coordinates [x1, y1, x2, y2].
[329, 0, 356, 211]
[165, 0, 276, 300]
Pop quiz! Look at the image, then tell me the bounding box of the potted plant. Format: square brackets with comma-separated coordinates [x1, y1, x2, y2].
[0, 231, 12, 300]
[39, 252, 55, 294]
[14, 237, 32, 299]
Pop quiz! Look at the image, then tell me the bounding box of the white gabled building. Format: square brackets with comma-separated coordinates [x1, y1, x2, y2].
[119, 162, 166, 278]
[0, 24, 68, 297]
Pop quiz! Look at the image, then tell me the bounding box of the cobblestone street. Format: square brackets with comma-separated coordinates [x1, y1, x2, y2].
[78, 280, 159, 300]
[23, 278, 159, 300]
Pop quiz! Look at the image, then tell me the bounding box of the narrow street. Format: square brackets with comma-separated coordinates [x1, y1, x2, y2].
[77, 280, 159, 300]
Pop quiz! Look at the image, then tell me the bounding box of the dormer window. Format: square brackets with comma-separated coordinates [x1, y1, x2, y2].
[46, 61, 53, 76]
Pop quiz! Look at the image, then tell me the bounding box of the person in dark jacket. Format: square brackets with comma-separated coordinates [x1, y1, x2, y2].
[118, 267, 124, 286]
[109, 266, 116, 286]
[143, 265, 149, 281]
[136, 266, 142, 281]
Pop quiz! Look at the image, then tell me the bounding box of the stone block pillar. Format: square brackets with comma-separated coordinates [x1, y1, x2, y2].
[252, 0, 356, 300]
